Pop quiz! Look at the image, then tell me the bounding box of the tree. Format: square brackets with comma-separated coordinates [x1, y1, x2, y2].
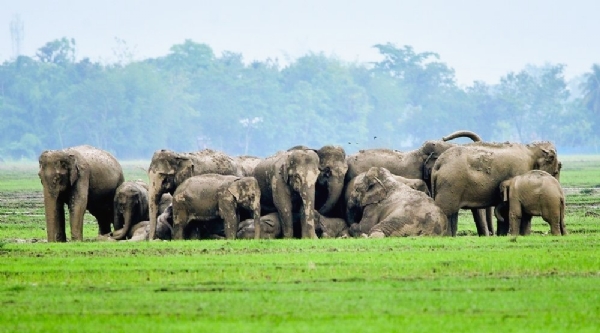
[36, 37, 76, 65]
[581, 64, 600, 132]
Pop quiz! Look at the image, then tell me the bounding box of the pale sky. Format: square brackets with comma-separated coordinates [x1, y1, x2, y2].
[1, 0, 598, 85]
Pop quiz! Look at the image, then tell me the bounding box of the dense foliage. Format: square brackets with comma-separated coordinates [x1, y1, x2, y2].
[1, 38, 598, 159]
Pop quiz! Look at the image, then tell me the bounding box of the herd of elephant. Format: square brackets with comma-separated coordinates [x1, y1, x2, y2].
[37, 130, 566, 243]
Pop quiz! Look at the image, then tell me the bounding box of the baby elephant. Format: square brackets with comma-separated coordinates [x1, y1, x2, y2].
[110, 180, 150, 240]
[172, 174, 261, 240]
[495, 170, 566, 236]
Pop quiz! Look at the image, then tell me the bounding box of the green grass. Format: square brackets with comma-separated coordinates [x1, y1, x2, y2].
[1, 156, 600, 332]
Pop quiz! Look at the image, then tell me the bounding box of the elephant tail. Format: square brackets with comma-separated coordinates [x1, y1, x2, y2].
[442, 130, 482, 142]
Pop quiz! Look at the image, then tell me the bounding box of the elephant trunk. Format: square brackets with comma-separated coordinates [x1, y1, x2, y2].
[442, 130, 482, 142]
[111, 210, 132, 240]
[42, 191, 66, 242]
[318, 177, 344, 216]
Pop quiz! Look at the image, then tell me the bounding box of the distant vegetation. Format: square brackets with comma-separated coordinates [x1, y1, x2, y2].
[1, 38, 599, 159]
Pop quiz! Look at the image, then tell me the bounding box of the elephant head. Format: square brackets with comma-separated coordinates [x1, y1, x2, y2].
[110, 180, 150, 240]
[220, 177, 262, 239]
[530, 142, 561, 179]
[314, 145, 348, 215]
[345, 168, 391, 225]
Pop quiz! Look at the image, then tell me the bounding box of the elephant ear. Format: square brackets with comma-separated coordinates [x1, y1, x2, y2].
[280, 162, 289, 184]
[361, 177, 387, 206]
[175, 157, 194, 184]
[68, 154, 79, 186]
[227, 180, 243, 203]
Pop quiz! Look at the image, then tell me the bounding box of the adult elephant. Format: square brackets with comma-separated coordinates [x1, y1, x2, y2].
[431, 141, 560, 236]
[110, 180, 150, 240]
[253, 148, 320, 238]
[289, 145, 348, 216]
[171, 174, 261, 240]
[345, 167, 448, 237]
[147, 149, 239, 240]
[38, 145, 124, 242]
[345, 130, 482, 187]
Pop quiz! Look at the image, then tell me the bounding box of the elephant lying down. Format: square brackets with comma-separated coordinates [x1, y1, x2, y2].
[347, 167, 449, 238]
[112, 205, 174, 241]
[237, 211, 350, 239]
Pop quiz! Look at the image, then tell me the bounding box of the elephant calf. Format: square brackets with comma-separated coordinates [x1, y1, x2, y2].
[110, 180, 150, 240]
[172, 174, 261, 240]
[122, 205, 175, 241]
[495, 170, 566, 236]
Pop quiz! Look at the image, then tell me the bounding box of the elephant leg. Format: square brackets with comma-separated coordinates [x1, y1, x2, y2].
[95, 209, 114, 236]
[448, 213, 458, 237]
[471, 209, 489, 236]
[520, 214, 532, 236]
[508, 205, 523, 236]
[272, 184, 294, 238]
[172, 210, 187, 240]
[485, 207, 494, 236]
[217, 194, 239, 240]
[69, 198, 88, 241]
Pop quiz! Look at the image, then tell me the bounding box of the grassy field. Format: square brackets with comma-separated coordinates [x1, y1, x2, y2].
[1, 157, 599, 332]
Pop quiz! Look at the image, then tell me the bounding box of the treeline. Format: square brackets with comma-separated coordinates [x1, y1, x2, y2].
[1, 38, 599, 160]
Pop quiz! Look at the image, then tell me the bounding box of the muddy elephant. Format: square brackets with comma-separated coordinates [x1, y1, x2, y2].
[232, 155, 262, 177]
[431, 141, 561, 236]
[289, 145, 348, 217]
[253, 149, 320, 238]
[345, 130, 482, 187]
[346, 167, 449, 238]
[495, 170, 566, 236]
[171, 174, 261, 240]
[38, 145, 124, 242]
[110, 180, 150, 240]
[236, 210, 348, 239]
[147, 149, 239, 239]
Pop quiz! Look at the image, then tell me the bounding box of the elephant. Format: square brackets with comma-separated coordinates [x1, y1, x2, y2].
[495, 170, 566, 236]
[345, 130, 482, 187]
[232, 155, 262, 177]
[237, 212, 282, 239]
[38, 145, 124, 242]
[253, 148, 320, 238]
[147, 149, 239, 240]
[346, 167, 449, 238]
[171, 174, 261, 240]
[236, 211, 349, 239]
[110, 180, 150, 240]
[289, 145, 348, 217]
[431, 141, 561, 236]
[344, 172, 430, 225]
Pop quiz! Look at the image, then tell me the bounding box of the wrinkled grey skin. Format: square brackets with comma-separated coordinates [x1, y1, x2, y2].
[431, 141, 561, 237]
[110, 180, 150, 240]
[495, 170, 566, 236]
[232, 155, 262, 177]
[172, 174, 261, 240]
[147, 149, 239, 240]
[38, 145, 124, 242]
[253, 149, 320, 239]
[346, 167, 449, 238]
[236, 211, 349, 239]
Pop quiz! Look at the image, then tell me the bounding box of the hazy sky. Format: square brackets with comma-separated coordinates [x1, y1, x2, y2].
[1, 0, 598, 85]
